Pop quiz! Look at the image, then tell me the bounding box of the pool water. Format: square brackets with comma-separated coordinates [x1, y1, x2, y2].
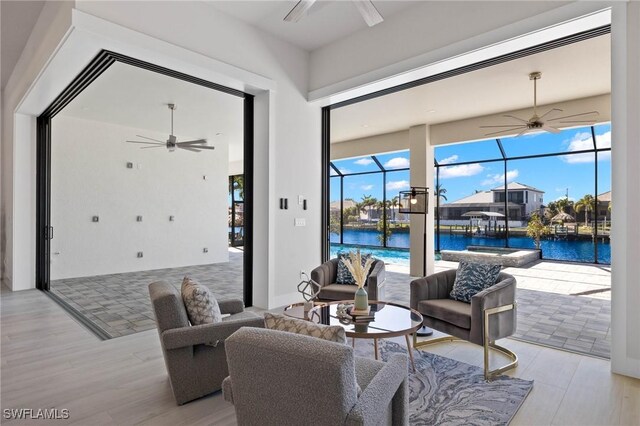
[330, 229, 610, 264]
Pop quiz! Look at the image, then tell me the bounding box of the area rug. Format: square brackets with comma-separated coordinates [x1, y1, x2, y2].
[355, 340, 533, 425]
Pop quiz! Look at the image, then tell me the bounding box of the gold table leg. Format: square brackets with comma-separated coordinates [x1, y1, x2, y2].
[405, 334, 416, 372]
[374, 338, 379, 360]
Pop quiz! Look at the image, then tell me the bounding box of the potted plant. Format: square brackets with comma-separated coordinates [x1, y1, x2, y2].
[526, 212, 549, 256]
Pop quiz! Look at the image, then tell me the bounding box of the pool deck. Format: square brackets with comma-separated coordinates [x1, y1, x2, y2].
[384, 259, 611, 358]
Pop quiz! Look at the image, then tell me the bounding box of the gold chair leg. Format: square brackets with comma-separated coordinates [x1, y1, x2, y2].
[483, 304, 518, 381]
[412, 302, 518, 381]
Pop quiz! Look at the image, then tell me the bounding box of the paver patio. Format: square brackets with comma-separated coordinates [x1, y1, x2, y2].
[385, 259, 611, 358]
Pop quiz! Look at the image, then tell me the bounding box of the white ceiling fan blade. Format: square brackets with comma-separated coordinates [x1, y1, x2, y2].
[547, 111, 599, 121]
[284, 0, 317, 22]
[135, 135, 166, 143]
[192, 145, 215, 150]
[480, 125, 528, 128]
[353, 1, 384, 27]
[542, 125, 561, 134]
[126, 140, 164, 145]
[502, 114, 530, 124]
[177, 139, 207, 145]
[515, 128, 531, 137]
[557, 120, 597, 124]
[538, 108, 563, 120]
[484, 126, 527, 137]
[141, 145, 166, 149]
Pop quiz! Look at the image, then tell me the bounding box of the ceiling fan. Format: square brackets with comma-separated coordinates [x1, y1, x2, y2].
[284, 0, 383, 27]
[480, 72, 599, 138]
[126, 104, 215, 153]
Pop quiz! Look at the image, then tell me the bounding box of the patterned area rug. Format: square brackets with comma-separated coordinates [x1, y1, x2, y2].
[355, 340, 533, 425]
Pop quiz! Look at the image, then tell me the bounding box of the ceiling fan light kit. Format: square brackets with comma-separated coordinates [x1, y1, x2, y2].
[126, 103, 215, 152]
[480, 71, 599, 138]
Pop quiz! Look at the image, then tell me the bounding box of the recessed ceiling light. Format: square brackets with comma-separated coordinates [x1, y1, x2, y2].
[216, 132, 223, 136]
[361, 124, 369, 128]
[427, 109, 436, 113]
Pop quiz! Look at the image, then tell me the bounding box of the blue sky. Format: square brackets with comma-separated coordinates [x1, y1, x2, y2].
[330, 123, 611, 204]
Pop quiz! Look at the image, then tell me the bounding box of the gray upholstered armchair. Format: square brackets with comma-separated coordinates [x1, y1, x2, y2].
[223, 327, 408, 426]
[410, 269, 517, 380]
[311, 258, 386, 301]
[148, 281, 264, 405]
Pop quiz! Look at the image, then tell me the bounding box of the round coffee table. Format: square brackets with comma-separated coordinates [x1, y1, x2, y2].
[309, 301, 423, 371]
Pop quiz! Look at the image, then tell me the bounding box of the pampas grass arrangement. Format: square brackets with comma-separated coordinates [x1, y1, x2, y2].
[342, 250, 374, 288]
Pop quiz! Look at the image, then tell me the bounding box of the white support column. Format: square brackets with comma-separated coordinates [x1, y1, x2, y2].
[611, 1, 640, 378]
[409, 125, 435, 277]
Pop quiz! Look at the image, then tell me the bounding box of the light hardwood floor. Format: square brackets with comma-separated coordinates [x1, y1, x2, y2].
[1, 287, 638, 425]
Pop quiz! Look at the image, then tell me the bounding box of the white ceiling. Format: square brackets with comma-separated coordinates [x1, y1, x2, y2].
[1, 0, 45, 89]
[59, 62, 244, 161]
[205, 0, 419, 51]
[331, 34, 611, 142]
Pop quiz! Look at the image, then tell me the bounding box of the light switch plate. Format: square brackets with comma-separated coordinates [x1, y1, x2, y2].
[294, 218, 306, 227]
[298, 195, 304, 205]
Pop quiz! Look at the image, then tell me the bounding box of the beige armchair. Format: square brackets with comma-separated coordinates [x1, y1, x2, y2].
[223, 327, 409, 425]
[410, 269, 518, 380]
[148, 281, 264, 405]
[311, 258, 386, 301]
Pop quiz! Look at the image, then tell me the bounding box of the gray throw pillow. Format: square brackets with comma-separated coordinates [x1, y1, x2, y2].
[449, 262, 502, 303]
[181, 276, 222, 325]
[264, 312, 347, 344]
[336, 252, 373, 285]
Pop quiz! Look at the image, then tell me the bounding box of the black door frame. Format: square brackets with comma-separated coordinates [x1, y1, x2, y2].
[36, 50, 255, 307]
[320, 24, 611, 263]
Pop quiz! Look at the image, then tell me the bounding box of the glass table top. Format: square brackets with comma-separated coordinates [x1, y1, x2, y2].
[308, 301, 423, 338]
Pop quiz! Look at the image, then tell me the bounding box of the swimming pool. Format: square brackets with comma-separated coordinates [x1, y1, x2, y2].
[330, 229, 610, 264]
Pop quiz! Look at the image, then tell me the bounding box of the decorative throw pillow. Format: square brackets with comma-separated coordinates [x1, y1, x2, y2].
[336, 252, 373, 285]
[181, 276, 222, 325]
[449, 262, 502, 303]
[264, 312, 347, 344]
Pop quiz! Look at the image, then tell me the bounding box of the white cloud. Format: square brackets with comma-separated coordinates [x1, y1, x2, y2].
[439, 163, 484, 179]
[383, 157, 410, 168]
[555, 196, 575, 202]
[481, 169, 519, 186]
[439, 155, 459, 165]
[386, 180, 410, 191]
[361, 184, 374, 191]
[354, 158, 374, 166]
[562, 130, 611, 163]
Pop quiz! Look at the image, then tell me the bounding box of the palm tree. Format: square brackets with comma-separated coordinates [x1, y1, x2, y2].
[390, 196, 399, 222]
[575, 194, 596, 227]
[359, 195, 376, 223]
[435, 184, 447, 202]
[556, 197, 573, 214]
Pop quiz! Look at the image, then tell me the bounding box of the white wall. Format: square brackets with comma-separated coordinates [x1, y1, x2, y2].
[2, 0, 320, 308]
[1, 0, 74, 290]
[49, 115, 228, 279]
